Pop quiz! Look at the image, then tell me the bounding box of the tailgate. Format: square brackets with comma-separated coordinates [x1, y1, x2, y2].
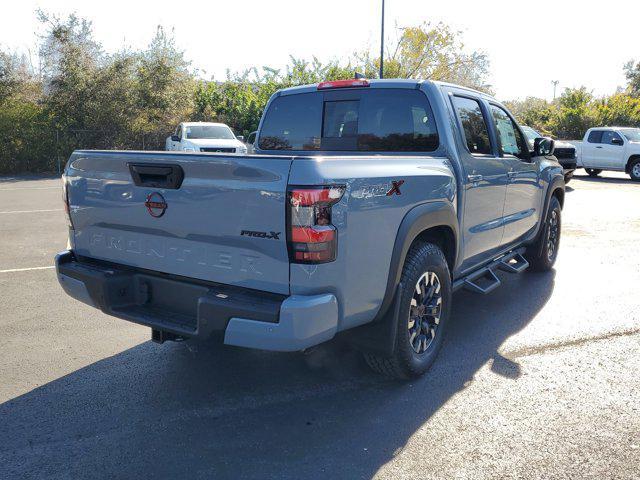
[66, 151, 294, 295]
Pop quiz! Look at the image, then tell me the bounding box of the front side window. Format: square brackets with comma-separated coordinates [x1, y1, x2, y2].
[185, 125, 235, 140]
[601, 131, 623, 145]
[258, 89, 438, 152]
[587, 130, 604, 143]
[452, 96, 492, 155]
[521, 126, 541, 145]
[489, 105, 528, 159]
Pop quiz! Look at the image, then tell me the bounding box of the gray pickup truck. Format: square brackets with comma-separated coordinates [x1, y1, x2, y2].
[56, 78, 565, 379]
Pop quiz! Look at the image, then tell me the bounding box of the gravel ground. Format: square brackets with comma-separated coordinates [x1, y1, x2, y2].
[0, 171, 638, 479]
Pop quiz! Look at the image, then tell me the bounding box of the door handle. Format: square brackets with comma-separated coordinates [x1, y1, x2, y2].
[507, 171, 518, 179]
[467, 174, 483, 184]
[595, 146, 603, 149]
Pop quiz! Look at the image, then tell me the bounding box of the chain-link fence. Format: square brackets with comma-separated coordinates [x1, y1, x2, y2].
[0, 127, 171, 175]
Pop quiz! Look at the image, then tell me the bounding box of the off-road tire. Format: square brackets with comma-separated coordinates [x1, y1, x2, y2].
[525, 196, 562, 272]
[364, 242, 451, 380]
[585, 168, 602, 177]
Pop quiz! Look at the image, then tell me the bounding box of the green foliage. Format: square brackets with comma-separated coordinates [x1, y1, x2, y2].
[506, 87, 640, 140]
[550, 87, 596, 139]
[1, 12, 639, 174]
[193, 56, 355, 137]
[356, 22, 492, 93]
[624, 59, 640, 97]
[504, 97, 555, 136]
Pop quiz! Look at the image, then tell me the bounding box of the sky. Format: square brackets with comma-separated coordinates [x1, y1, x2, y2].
[2, 0, 639, 101]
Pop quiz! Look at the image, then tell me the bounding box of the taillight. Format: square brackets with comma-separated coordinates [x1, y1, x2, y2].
[62, 177, 74, 230]
[288, 186, 345, 264]
[317, 79, 370, 90]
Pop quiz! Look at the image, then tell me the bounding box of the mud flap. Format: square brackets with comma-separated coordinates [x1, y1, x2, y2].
[343, 282, 403, 358]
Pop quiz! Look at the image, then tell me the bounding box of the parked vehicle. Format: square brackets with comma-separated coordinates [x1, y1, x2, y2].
[57, 79, 565, 379]
[522, 126, 576, 184]
[165, 122, 248, 154]
[569, 127, 640, 181]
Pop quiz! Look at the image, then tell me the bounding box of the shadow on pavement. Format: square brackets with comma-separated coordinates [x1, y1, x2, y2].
[571, 174, 635, 185]
[0, 270, 555, 479]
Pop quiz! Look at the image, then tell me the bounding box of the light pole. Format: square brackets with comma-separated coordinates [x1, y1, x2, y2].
[379, 0, 385, 79]
[552, 80, 559, 100]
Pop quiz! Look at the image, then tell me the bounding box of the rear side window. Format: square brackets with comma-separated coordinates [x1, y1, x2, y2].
[258, 89, 438, 152]
[356, 90, 438, 151]
[587, 130, 603, 143]
[259, 93, 323, 150]
[452, 96, 492, 155]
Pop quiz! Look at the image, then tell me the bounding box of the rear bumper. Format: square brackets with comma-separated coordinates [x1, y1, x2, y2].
[55, 251, 338, 352]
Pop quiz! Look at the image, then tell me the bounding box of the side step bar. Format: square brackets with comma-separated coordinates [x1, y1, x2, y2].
[453, 248, 529, 295]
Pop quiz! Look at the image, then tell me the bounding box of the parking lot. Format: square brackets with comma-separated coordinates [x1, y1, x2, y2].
[1, 172, 639, 479]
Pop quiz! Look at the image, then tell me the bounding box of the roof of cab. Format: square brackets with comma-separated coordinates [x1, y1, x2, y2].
[277, 78, 425, 96]
[588, 126, 633, 131]
[181, 121, 229, 127]
[276, 78, 496, 101]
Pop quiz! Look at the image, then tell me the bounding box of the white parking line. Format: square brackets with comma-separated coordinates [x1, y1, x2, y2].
[0, 209, 62, 214]
[0, 266, 55, 274]
[0, 187, 61, 191]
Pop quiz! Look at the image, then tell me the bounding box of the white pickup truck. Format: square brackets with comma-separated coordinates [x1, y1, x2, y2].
[570, 127, 640, 181]
[165, 122, 248, 154]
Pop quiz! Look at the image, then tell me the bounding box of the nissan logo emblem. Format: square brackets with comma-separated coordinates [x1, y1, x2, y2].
[144, 192, 167, 218]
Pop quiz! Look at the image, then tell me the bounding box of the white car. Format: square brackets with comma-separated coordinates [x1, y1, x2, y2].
[569, 126, 640, 181]
[165, 122, 248, 154]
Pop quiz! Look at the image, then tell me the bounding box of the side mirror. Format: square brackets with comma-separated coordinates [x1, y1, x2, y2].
[171, 135, 180, 142]
[534, 137, 555, 156]
[236, 135, 245, 142]
[247, 131, 258, 145]
[611, 137, 623, 146]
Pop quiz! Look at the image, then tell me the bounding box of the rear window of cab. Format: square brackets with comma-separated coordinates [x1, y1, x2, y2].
[258, 89, 439, 152]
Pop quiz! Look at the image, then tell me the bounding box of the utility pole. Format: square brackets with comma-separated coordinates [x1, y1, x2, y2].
[379, 0, 385, 79]
[552, 80, 559, 100]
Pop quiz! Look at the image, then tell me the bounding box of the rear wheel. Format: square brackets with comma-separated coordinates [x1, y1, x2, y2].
[629, 160, 640, 182]
[525, 196, 561, 272]
[585, 168, 602, 177]
[364, 242, 451, 379]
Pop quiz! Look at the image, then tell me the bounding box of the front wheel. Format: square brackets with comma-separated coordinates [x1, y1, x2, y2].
[585, 168, 602, 177]
[629, 160, 640, 182]
[525, 196, 562, 272]
[364, 242, 451, 379]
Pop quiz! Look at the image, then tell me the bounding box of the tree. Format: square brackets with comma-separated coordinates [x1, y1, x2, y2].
[592, 93, 640, 128]
[624, 60, 640, 97]
[547, 88, 595, 139]
[134, 26, 195, 146]
[504, 97, 555, 135]
[356, 22, 492, 93]
[193, 56, 356, 137]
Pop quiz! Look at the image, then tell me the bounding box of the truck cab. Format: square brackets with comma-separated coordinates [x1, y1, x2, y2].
[166, 122, 248, 154]
[576, 127, 640, 181]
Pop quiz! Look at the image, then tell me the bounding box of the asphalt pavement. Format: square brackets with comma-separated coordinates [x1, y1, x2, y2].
[0, 172, 639, 479]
